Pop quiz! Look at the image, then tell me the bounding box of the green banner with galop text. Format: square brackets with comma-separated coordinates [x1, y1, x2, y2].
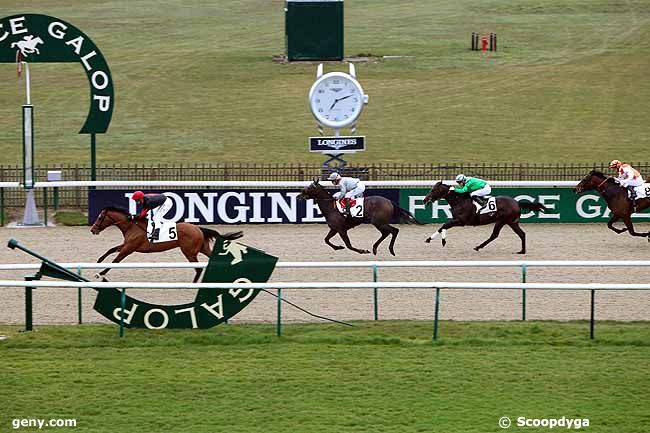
[399, 187, 650, 223]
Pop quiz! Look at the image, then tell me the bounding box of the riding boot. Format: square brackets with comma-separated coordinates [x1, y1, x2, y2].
[344, 200, 352, 218]
[628, 187, 637, 211]
[472, 196, 487, 208]
[151, 228, 160, 241]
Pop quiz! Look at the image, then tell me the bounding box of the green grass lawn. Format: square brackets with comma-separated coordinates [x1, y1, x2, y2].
[1, 321, 649, 432]
[1, 0, 649, 166]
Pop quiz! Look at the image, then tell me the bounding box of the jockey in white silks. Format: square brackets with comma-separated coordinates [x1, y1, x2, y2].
[328, 172, 366, 216]
[610, 159, 644, 202]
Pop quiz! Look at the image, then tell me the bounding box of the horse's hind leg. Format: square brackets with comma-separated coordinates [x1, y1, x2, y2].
[508, 222, 526, 254]
[325, 228, 344, 251]
[387, 226, 399, 256]
[182, 252, 203, 283]
[474, 221, 505, 252]
[97, 244, 123, 263]
[607, 216, 627, 234]
[372, 225, 391, 255]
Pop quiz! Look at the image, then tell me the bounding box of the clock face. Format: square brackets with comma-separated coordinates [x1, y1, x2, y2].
[309, 73, 365, 129]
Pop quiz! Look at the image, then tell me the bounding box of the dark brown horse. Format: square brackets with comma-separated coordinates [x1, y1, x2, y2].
[574, 170, 650, 239]
[422, 182, 546, 254]
[299, 178, 423, 255]
[90, 207, 243, 282]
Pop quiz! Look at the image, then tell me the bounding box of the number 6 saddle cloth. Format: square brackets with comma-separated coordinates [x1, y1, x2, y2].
[474, 197, 497, 215]
[335, 197, 365, 218]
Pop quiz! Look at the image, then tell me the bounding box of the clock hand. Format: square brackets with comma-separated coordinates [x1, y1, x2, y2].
[328, 95, 353, 111]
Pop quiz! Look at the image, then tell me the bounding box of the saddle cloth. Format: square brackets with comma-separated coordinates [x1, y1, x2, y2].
[631, 183, 650, 199]
[147, 218, 178, 243]
[335, 197, 365, 218]
[474, 197, 497, 215]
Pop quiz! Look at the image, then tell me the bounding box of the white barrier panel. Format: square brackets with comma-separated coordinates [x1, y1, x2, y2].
[0, 180, 578, 188]
[0, 280, 649, 290]
[1, 260, 650, 271]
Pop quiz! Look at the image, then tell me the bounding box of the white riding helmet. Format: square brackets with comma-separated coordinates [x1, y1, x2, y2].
[328, 172, 341, 181]
[609, 159, 622, 168]
[455, 174, 467, 183]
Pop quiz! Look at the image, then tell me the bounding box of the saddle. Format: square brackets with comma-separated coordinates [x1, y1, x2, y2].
[473, 197, 497, 215]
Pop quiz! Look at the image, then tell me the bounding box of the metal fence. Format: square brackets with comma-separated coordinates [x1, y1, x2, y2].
[0, 162, 642, 209]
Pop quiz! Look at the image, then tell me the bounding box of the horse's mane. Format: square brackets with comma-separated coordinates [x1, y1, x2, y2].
[589, 170, 607, 178]
[103, 206, 129, 215]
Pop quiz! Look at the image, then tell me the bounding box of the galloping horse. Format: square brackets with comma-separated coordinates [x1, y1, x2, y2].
[422, 182, 546, 254]
[90, 207, 243, 282]
[574, 170, 650, 239]
[299, 178, 423, 255]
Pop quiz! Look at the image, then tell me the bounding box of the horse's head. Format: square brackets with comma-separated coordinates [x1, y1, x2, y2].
[90, 207, 128, 235]
[574, 170, 608, 194]
[299, 177, 329, 201]
[423, 181, 451, 205]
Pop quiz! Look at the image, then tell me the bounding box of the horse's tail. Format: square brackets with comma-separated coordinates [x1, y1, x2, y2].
[393, 203, 425, 225]
[519, 201, 547, 213]
[200, 227, 244, 242]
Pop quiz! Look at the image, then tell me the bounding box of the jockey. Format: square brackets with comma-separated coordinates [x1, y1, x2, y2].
[610, 160, 644, 201]
[131, 191, 173, 241]
[453, 174, 492, 208]
[328, 172, 366, 216]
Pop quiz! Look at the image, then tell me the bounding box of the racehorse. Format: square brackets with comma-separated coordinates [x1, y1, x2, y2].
[299, 178, 423, 255]
[574, 170, 650, 239]
[90, 207, 243, 282]
[422, 182, 546, 254]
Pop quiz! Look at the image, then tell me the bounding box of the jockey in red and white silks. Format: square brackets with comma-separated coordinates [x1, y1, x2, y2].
[610, 160, 644, 201]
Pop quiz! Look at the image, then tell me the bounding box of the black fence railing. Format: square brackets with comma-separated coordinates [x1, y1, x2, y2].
[0, 162, 640, 209]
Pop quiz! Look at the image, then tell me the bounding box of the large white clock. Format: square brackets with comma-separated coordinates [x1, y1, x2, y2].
[308, 64, 368, 130]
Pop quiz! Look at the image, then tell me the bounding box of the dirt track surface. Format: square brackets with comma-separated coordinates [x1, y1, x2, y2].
[1, 223, 650, 325]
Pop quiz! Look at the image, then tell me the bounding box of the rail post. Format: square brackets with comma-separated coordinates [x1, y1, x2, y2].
[77, 267, 83, 325]
[43, 187, 48, 227]
[119, 288, 126, 338]
[521, 263, 527, 321]
[0, 187, 4, 226]
[276, 288, 282, 337]
[23, 275, 38, 332]
[372, 264, 378, 320]
[433, 287, 440, 340]
[590, 289, 595, 340]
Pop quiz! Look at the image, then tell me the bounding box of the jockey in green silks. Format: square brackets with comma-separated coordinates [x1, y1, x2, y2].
[452, 174, 492, 208]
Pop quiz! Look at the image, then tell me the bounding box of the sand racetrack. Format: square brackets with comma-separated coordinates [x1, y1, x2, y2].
[1, 223, 650, 325]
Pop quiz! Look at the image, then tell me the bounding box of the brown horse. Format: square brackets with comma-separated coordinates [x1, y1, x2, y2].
[90, 207, 243, 282]
[422, 182, 546, 254]
[574, 170, 650, 239]
[299, 178, 423, 255]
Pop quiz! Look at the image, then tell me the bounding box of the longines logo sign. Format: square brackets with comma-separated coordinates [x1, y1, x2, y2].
[88, 189, 400, 224]
[309, 135, 365, 153]
[0, 14, 114, 134]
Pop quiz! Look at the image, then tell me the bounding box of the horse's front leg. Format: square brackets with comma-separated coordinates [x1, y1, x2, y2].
[324, 228, 344, 251]
[621, 216, 649, 238]
[95, 249, 134, 281]
[338, 230, 370, 254]
[96, 244, 123, 263]
[606, 215, 627, 234]
[424, 219, 463, 247]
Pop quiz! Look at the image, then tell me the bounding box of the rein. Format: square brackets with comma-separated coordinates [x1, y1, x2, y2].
[596, 177, 610, 191]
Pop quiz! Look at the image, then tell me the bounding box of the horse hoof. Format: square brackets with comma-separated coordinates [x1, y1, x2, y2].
[360, 250, 370, 254]
[94, 273, 101, 280]
[424, 237, 431, 244]
[389, 249, 396, 256]
[441, 240, 446, 247]
[372, 248, 378, 255]
[473, 247, 480, 252]
[333, 246, 345, 250]
[517, 250, 526, 255]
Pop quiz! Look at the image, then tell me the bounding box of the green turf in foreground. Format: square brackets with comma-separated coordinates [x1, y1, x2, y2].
[1, 321, 649, 433]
